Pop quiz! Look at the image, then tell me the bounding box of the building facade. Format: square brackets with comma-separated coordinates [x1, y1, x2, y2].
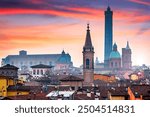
[104, 6, 113, 68]
[83, 24, 94, 85]
[31, 64, 53, 79]
[0, 75, 30, 97]
[2, 50, 73, 72]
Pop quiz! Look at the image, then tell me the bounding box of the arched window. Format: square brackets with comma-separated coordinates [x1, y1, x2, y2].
[86, 59, 90, 69]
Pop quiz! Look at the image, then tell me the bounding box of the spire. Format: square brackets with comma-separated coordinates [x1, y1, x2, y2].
[126, 41, 130, 49]
[113, 42, 117, 51]
[87, 23, 90, 30]
[84, 23, 93, 49]
[107, 0, 111, 11]
[61, 50, 65, 54]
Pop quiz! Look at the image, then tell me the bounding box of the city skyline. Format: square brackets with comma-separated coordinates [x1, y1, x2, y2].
[0, 0, 149, 67]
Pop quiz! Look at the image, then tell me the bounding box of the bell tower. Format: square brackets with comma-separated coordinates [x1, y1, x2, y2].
[83, 24, 94, 85]
[122, 41, 132, 69]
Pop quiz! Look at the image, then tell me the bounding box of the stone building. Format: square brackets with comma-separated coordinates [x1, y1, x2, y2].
[2, 50, 73, 73]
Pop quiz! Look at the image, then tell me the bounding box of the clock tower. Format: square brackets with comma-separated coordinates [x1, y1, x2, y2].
[83, 24, 94, 85]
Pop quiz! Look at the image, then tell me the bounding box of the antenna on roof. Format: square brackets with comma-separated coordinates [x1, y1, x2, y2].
[108, 0, 110, 6]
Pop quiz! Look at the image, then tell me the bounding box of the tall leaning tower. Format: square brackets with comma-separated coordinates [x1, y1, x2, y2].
[104, 6, 113, 68]
[83, 24, 94, 85]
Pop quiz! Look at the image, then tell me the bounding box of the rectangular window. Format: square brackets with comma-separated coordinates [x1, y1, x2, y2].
[33, 70, 36, 75]
[41, 70, 43, 75]
[37, 70, 39, 75]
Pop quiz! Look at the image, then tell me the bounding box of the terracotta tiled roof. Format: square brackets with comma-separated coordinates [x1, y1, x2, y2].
[109, 87, 128, 96]
[60, 75, 84, 81]
[7, 85, 30, 91]
[130, 85, 150, 99]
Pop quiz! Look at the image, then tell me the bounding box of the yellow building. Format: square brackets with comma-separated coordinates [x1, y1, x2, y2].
[0, 75, 30, 97]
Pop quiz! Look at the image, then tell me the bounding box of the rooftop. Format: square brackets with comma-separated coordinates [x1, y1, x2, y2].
[46, 91, 75, 97]
[0, 64, 19, 70]
[7, 85, 30, 91]
[31, 64, 53, 68]
[60, 75, 84, 81]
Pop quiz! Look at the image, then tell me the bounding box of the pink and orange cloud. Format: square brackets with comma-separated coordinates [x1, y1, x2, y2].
[128, 0, 150, 6]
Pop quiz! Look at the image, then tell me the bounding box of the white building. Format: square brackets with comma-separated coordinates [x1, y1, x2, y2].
[31, 64, 53, 79]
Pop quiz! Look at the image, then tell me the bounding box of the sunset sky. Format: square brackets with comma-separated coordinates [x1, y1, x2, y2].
[0, 0, 149, 67]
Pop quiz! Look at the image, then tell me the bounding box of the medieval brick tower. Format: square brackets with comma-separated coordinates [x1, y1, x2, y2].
[83, 24, 94, 85]
[122, 41, 132, 70]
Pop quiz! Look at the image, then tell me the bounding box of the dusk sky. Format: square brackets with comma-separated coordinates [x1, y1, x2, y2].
[0, 0, 149, 67]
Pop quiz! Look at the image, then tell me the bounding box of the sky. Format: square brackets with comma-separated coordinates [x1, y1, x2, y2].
[0, 0, 149, 67]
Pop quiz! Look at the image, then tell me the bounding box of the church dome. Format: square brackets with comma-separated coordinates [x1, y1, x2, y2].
[109, 51, 121, 59]
[57, 50, 71, 64]
[109, 42, 121, 59]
